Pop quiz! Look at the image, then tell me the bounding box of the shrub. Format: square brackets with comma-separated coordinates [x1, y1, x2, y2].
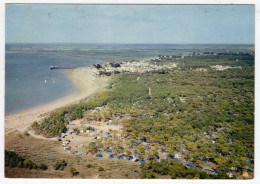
[186, 175, 193, 179]
[86, 164, 93, 168]
[73, 128, 80, 134]
[98, 166, 104, 171]
[39, 163, 48, 170]
[171, 173, 177, 179]
[24, 131, 30, 136]
[54, 160, 67, 170]
[70, 167, 79, 176]
[54, 163, 61, 170]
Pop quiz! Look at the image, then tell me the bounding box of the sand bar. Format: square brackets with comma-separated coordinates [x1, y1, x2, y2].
[5, 67, 110, 135]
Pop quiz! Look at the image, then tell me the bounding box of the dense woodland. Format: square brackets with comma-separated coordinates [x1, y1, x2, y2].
[31, 53, 254, 178]
[140, 160, 232, 179]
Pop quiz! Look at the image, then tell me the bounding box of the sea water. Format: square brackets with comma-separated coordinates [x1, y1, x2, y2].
[5, 43, 190, 115]
[6, 53, 93, 115]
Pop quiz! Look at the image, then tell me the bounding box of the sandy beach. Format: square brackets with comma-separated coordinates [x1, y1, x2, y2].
[5, 67, 110, 135]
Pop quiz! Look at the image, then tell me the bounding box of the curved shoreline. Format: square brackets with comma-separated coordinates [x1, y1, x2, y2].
[5, 67, 110, 135]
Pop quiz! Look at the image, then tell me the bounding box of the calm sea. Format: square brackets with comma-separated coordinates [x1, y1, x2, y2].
[5, 43, 216, 115]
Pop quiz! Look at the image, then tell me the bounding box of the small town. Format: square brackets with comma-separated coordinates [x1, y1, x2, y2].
[91, 57, 178, 76]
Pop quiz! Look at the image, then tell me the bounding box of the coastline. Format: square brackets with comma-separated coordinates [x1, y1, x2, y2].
[4, 57, 157, 135]
[5, 67, 110, 135]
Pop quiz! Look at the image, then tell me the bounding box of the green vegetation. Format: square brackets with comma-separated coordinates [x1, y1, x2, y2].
[54, 160, 67, 170]
[98, 166, 105, 171]
[73, 128, 80, 134]
[39, 163, 48, 170]
[86, 164, 93, 168]
[141, 160, 232, 179]
[5, 150, 48, 170]
[70, 167, 79, 176]
[31, 53, 254, 178]
[31, 91, 112, 137]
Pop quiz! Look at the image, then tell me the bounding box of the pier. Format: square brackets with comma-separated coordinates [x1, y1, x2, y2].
[49, 66, 76, 70]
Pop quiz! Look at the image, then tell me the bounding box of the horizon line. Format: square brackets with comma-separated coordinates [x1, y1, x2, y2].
[5, 42, 255, 45]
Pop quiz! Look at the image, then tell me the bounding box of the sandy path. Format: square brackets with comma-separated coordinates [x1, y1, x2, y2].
[5, 67, 110, 135]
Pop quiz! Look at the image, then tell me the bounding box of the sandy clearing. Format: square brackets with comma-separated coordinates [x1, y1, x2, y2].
[5, 67, 110, 135]
[27, 130, 57, 141]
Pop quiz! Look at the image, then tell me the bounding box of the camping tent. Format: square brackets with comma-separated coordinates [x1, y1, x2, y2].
[96, 153, 103, 158]
[62, 142, 67, 147]
[213, 169, 219, 174]
[89, 142, 95, 146]
[246, 158, 253, 164]
[106, 150, 112, 154]
[108, 154, 114, 159]
[144, 145, 149, 150]
[242, 172, 249, 178]
[186, 162, 194, 167]
[133, 142, 139, 146]
[64, 147, 70, 151]
[174, 153, 181, 159]
[141, 138, 147, 142]
[139, 159, 146, 163]
[203, 165, 211, 171]
[117, 155, 123, 160]
[227, 172, 233, 178]
[127, 156, 134, 160]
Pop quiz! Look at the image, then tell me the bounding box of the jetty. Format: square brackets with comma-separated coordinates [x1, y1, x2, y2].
[50, 66, 76, 70]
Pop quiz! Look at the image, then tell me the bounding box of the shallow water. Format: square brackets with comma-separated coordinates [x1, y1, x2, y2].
[6, 53, 87, 115]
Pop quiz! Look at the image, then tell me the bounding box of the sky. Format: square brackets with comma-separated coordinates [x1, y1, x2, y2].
[5, 4, 255, 44]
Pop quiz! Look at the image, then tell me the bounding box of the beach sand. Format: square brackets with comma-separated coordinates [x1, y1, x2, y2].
[5, 67, 110, 135]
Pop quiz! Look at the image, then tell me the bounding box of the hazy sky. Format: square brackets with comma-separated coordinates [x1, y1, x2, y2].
[6, 4, 255, 44]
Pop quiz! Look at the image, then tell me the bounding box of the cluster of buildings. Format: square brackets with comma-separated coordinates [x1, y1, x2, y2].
[194, 51, 254, 56]
[91, 58, 177, 76]
[158, 55, 183, 59]
[211, 65, 240, 71]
